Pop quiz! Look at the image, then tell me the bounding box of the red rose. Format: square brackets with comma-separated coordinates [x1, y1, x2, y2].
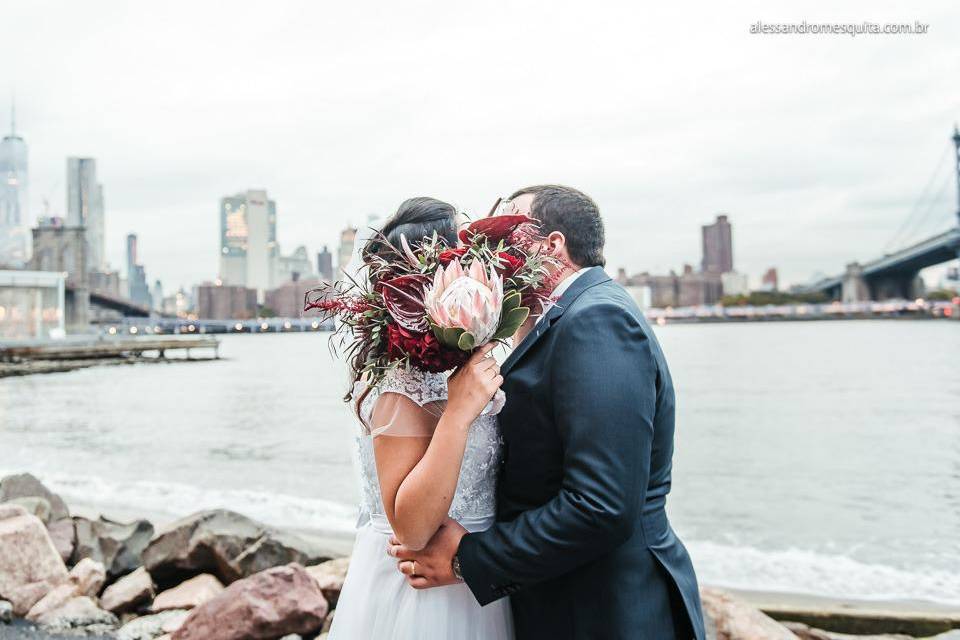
[494, 251, 524, 277]
[438, 247, 468, 266]
[386, 323, 468, 373]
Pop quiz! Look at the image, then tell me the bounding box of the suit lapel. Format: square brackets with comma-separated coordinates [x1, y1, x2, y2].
[501, 267, 610, 376]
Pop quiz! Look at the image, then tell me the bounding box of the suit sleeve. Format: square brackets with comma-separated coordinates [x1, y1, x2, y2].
[457, 301, 657, 605]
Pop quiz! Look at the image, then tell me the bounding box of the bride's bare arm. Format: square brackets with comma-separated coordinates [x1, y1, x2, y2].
[373, 345, 502, 550]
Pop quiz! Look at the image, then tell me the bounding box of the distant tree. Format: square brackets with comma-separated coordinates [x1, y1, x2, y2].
[721, 291, 829, 306]
[258, 305, 277, 317]
[926, 288, 959, 301]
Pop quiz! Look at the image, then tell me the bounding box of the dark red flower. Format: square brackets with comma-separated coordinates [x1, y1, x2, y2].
[459, 214, 537, 244]
[378, 274, 430, 332]
[494, 251, 524, 277]
[438, 247, 469, 265]
[386, 323, 468, 373]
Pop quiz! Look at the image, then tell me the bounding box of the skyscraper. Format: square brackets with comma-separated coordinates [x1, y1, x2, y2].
[0, 100, 29, 267]
[218, 189, 278, 299]
[701, 214, 733, 274]
[338, 227, 358, 277]
[317, 245, 333, 281]
[66, 157, 105, 272]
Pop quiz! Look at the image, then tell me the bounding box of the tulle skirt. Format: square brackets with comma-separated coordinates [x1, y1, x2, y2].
[328, 514, 514, 640]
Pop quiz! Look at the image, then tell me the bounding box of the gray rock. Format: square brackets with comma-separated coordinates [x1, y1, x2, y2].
[278, 635, 303, 640]
[117, 609, 188, 640]
[71, 516, 154, 580]
[33, 595, 118, 632]
[0, 511, 69, 616]
[0, 473, 69, 522]
[143, 509, 334, 587]
[46, 518, 76, 564]
[101, 567, 156, 614]
[700, 588, 796, 639]
[0, 599, 12, 624]
[7, 497, 52, 524]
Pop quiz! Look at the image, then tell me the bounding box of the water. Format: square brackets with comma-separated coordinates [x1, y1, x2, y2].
[1, 321, 959, 605]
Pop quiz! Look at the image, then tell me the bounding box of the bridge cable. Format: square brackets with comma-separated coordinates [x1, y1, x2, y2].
[882, 141, 952, 253]
[891, 172, 954, 250]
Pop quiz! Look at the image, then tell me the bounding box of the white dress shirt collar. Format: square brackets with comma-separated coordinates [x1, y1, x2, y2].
[535, 267, 591, 325]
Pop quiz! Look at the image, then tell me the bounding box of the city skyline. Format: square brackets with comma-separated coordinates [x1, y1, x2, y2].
[2, 2, 959, 291]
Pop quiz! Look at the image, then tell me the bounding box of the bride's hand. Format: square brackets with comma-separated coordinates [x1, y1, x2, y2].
[445, 343, 503, 425]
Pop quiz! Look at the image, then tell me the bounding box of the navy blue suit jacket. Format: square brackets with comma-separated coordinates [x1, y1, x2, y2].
[457, 267, 705, 639]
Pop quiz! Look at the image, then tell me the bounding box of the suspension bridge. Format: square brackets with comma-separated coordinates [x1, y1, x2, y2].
[798, 127, 960, 302]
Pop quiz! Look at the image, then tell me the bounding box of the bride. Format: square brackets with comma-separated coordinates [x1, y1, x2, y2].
[328, 197, 514, 639]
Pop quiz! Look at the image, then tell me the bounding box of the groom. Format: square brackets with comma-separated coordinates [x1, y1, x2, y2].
[390, 185, 705, 639]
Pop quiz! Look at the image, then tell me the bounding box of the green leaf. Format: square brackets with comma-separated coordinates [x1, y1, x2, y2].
[458, 331, 476, 351]
[493, 307, 530, 340]
[501, 290, 521, 314]
[432, 324, 464, 349]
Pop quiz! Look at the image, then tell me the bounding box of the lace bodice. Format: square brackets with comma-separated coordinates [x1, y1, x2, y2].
[355, 366, 502, 524]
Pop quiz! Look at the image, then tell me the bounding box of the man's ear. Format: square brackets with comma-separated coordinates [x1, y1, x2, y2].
[546, 231, 566, 256]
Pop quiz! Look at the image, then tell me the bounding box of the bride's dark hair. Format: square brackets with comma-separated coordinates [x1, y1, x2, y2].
[348, 197, 458, 409]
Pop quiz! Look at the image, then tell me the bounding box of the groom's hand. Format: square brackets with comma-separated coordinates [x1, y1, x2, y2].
[388, 518, 468, 589]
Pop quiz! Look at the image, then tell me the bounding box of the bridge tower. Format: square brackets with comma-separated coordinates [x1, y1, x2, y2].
[953, 125, 960, 227]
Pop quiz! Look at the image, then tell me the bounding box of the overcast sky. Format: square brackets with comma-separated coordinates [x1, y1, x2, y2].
[4, 1, 959, 290]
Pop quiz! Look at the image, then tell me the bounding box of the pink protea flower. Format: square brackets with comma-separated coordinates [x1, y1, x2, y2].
[424, 258, 504, 349]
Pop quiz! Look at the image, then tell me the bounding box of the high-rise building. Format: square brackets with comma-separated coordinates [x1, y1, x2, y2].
[761, 267, 779, 292]
[66, 157, 105, 272]
[317, 245, 333, 282]
[701, 214, 733, 274]
[218, 189, 278, 299]
[197, 282, 258, 319]
[0, 101, 30, 267]
[338, 227, 358, 276]
[126, 233, 138, 280]
[151, 280, 163, 311]
[276, 245, 315, 284]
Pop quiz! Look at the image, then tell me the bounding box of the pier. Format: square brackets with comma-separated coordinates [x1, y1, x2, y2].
[0, 335, 220, 377]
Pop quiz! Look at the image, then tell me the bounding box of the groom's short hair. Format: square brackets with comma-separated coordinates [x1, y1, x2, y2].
[509, 185, 605, 267]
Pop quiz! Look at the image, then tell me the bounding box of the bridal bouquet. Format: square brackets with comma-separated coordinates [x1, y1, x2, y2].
[304, 214, 555, 388]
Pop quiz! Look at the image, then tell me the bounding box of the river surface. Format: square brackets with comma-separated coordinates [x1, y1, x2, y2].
[2, 320, 959, 605]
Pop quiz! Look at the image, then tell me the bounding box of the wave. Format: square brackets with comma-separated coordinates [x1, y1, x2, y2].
[0, 468, 358, 535]
[687, 539, 960, 606]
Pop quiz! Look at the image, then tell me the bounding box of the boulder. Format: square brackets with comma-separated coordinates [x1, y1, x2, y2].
[101, 567, 156, 614]
[33, 595, 118, 633]
[143, 509, 334, 587]
[69, 557, 107, 596]
[172, 563, 328, 640]
[117, 609, 189, 640]
[0, 511, 68, 615]
[0, 473, 70, 521]
[47, 517, 76, 564]
[0, 599, 12, 624]
[25, 582, 76, 621]
[700, 588, 798, 640]
[321, 609, 334, 633]
[306, 557, 350, 609]
[0, 503, 28, 521]
[151, 574, 224, 612]
[161, 609, 190, 634]
[72, 515, 155, 579]
[8, 496, 52, 524]
[25, 558, 107, 620]
[783, 622, 912, 639]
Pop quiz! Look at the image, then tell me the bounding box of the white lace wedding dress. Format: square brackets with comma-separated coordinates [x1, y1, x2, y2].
[328, 367, 514, 639]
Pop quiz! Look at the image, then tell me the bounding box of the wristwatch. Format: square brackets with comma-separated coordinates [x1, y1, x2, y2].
[451, 553, 464, 581]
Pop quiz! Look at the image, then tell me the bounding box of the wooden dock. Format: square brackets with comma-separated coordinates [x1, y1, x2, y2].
[0, 336, 220, 377]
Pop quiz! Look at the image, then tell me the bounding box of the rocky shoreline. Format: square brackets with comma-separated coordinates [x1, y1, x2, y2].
[1, 472, 957, 640]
